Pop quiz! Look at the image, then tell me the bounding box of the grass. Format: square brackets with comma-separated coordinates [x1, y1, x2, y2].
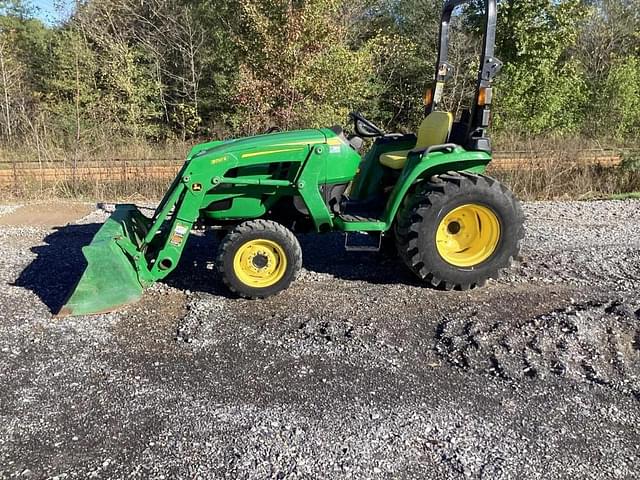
[608, 192, 640, 200]
[490, 164, 640, 201]
[0, 137, 639, 202]
[0, 140, 187, 201]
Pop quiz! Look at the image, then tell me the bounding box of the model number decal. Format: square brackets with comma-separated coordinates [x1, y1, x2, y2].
[170, 225, 189, 246]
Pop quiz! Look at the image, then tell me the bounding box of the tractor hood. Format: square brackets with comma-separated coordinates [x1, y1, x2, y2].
[189, 129, 328, 161]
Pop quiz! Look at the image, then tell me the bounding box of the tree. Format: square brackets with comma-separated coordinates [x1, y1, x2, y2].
[576, 0, 640, 139]
[0, 1, 48, 142]
[2, 0, 640, 151]
[0, 28, 24, 139]
[73, 0, 163, 140]
[593, 57, 640, 140]
[230, 0, 377, 135]
[487, 0, 590, 135]
[44, 26, 100, 146]
[577, 0, 640, 84]
[123, 0, 208, 139]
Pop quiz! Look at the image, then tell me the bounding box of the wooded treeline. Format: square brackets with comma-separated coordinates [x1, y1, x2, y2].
[1, 0, 639, 154]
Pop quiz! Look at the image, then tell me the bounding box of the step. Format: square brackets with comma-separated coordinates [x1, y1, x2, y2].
[339, 214, 380, 223]
[344, 231, 383, 252]
[334, 214, 386, 232]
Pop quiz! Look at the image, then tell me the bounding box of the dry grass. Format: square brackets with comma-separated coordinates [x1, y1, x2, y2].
[0, 140, 190, 167]
[5, 177, 177, 202]
[491, 164, 640, 201]
[0, 141, 188, 201]
[0, 137, 638, 202]
[490, 135, 640, 200]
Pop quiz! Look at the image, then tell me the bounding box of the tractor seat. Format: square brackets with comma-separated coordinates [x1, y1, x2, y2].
[379, 111, 454, 170]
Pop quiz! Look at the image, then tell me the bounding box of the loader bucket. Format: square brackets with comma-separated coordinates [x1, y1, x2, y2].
[58, 205, 149, 317]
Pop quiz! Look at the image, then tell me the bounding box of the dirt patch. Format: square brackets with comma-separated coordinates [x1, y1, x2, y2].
[114, 284, 189, 353]
[0, 202, 93, 226]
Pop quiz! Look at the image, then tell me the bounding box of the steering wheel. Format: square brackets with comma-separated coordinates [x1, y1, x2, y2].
[349, 112, 385, 138]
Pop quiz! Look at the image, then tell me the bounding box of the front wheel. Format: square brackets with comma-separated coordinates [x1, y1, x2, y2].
[217, 220, 302, 298]
[395, 172, 524, 290]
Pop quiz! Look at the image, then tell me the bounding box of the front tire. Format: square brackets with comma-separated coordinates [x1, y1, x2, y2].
[395, 172, 524, 290]
[217, 220, 302, 298]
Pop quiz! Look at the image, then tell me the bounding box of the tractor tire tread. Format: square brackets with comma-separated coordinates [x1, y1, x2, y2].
[217, 219, 302, 299]
[395, 173, 524, 290]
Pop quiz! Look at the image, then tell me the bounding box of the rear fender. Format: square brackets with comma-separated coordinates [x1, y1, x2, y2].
[381, 147, 491, 227]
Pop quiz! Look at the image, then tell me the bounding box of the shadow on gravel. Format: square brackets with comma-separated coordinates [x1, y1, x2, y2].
[163, 231, 420, 297]
[160, 232, 229, 296]
[14, 223, 100, 314]
[297, 232, 419, 286]
[14, 225, 420, 314]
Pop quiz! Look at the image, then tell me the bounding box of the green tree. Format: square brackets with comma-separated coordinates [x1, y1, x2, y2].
[44, 26, 100, 145]
[0, 27, 25, 139]
[100, 42, 163, 139]
[363, 0, 496, 131]
[0, 1, 52, 142]
[577, 0, 640, 140]
[3, 0, 640, 150]
[188, 0, 243, 137]
[594, 57, 640, 140]
[75, 0, 163, 140]
[490, 0, 590, 134]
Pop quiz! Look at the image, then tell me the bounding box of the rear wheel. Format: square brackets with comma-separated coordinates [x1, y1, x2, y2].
[395, 172, 524, 290]
[217, 220, 302, 298]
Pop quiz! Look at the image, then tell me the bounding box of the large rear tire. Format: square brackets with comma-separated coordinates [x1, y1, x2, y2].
[217, 220, 302, 298]
[395, 172, 524, 290]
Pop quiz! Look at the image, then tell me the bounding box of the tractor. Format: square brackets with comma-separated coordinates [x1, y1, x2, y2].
[60, 0, 524, 316]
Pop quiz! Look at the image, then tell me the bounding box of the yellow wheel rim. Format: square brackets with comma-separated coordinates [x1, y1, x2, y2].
[436, 203, 501, 267]
[233, 239, 288, 288]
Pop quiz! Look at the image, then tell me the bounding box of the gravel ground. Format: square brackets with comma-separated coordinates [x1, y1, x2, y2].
[1, 200, 639, 479]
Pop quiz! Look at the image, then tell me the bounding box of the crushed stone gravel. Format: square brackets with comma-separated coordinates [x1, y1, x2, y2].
[0, 199, 639, 479]
[0, 205, 20, 217]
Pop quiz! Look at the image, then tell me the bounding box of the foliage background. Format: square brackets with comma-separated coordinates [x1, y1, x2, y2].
[0, 0, 639, 154]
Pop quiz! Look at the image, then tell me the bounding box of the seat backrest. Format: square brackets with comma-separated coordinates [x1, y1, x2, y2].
[415, 111, 454, 150]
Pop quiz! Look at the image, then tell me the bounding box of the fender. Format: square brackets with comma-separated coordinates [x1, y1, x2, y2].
[381, 146, 491, 227]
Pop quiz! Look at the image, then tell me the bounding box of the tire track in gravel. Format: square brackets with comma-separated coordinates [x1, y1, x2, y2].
[435, 298, 640, 398]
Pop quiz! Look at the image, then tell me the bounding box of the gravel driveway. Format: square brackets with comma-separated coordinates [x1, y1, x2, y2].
[0, 200, 639, 479]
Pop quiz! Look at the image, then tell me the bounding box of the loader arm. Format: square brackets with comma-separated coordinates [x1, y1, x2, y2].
[58, 168, 206, 316]
[58, 129, 346, 316]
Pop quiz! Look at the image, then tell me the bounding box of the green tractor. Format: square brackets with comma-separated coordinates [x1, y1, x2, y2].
[60, 0, 524, 316]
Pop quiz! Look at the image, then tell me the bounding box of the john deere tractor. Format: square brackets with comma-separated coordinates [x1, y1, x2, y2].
[60, 0, 524, 316]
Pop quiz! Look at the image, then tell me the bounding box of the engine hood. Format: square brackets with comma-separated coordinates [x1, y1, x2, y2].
[190, 129, 328, 160]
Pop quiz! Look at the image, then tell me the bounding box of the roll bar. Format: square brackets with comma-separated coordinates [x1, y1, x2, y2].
[428, 0, 502, 152]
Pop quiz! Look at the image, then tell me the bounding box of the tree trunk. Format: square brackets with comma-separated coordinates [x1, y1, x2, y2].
[0, 44, 13, 139]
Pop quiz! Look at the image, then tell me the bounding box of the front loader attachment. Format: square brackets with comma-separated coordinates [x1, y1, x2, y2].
[58, 163, 196, 318]
[58, 205, 150, 317]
